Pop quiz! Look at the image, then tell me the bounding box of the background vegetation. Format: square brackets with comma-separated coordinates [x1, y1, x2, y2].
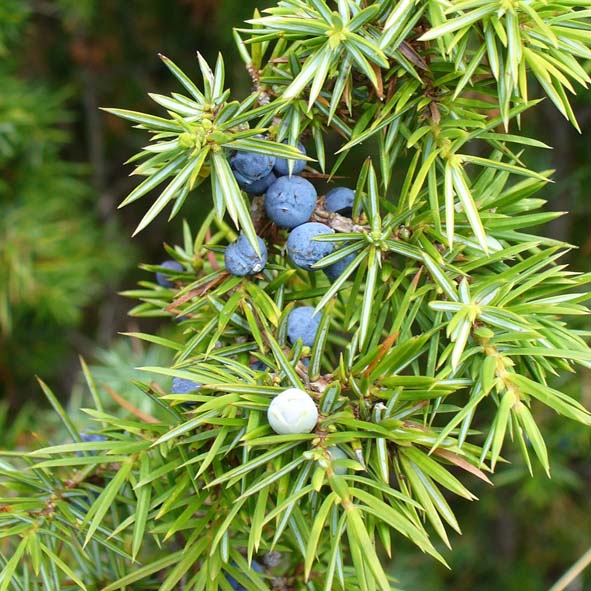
[0, 1, 588, 589]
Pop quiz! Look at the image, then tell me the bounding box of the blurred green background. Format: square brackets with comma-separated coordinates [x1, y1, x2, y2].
[0, 1, 589, 589]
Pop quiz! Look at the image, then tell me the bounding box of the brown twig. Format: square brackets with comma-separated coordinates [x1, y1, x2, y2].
[165, 273, 228, 316]
[102, 385, 159, 423]
[205, 230, 220, 271]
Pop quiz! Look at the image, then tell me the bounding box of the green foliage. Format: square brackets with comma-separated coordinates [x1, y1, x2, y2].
[0, 17, 131, 389]
[0, 75, 124, 333]
[391, 404, 590, 590]
[1, 1, 590, 590]
[104, 53, 308, 246]
[84, 338, 174, 407]
[0, 0, 28, 56]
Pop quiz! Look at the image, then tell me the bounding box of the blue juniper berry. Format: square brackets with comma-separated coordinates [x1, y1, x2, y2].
[226, 560, 265, 591]
[287, 222, 334, 270]
[324, 250, 357, 281]
[234, 169, 277, 195]
[265, 175, 317, 229]
[274, 140, 307, 176]
[287, 307, 321, 347]
[224, 234, 268, 277]
[156, 260, 183, 287]
[75, 433, 107, 457]
[325, 187, 355, 218]
[230, 151, 275, 182]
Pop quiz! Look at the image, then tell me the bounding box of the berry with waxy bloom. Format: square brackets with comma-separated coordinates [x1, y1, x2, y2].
[287, 306, 321, 347]
[75, 433, 107, 457]
[265, 175, 317, 228]
[226, 560, 265, 591]
[156, 260, 183, 287]
[250, 360, 268, 372]
[171, 377, 201, 408]
[325, 187, 355, 217]
[274, 141, 307, 176]
[171, 377, 201, 394]
[287, 222, 334, 270]
[234, 169, 277, 195]
[324, 250, 357, 281]
[224, 234, 268, 277]
[230, 150, 275, 182]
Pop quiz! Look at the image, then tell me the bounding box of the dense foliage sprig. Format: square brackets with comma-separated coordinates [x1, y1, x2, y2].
[0, 53, 130, 389]
[1, 1, 590, 590]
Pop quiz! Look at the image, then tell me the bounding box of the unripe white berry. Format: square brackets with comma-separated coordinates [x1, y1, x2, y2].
[267, 388, 318, 435]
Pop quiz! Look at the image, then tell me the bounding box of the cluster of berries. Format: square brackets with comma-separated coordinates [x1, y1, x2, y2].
[153, 145, 350, 572]
[229, 144, 331, 439]
[154, 146, 357, 421]
[225, 141, 356, 280]
[75, 145, 355, 587]
[153, 144, 357, 430]
[154, 142, 356, 284]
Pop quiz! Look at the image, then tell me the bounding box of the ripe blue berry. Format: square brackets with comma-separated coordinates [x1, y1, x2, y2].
[226, 560, 264, 591]
[81, 433, 106, 443]
[171, 377, 201, 394]
[287, 222, 334, 270]
[324, 251, 357, 281]
[171, 377, 201, 409]
[250, 360, 268, 372]
[267, 388, 318, 434]
[156, 260, 183, 287]
[287, 306, 321, 347]
[234, 169, 277, 195]
[76, 433, 107, 456]
[274, 141, 307, 176]
[265, 175, 317, 228]
[224, 235, 268, 277]
[230, 151, 275, 181]
[325, 187, 355, 217]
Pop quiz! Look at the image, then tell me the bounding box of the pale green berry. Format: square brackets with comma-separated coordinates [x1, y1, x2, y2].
[328, 446, 348, 475]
